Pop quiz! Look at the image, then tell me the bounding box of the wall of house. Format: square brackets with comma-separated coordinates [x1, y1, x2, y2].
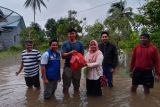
[0, 26, 21, 50]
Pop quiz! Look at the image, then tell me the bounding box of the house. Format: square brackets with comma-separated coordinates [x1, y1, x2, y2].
[0, 6, 25, 50]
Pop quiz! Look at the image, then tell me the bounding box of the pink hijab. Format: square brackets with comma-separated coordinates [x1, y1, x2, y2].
[87, 40, 102, 63]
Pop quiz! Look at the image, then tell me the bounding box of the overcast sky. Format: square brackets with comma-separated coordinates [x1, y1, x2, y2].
[0, 0, 146, 29]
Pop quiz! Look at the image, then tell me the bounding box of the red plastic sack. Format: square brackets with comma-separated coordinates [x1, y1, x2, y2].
[70, 52, 86, 71]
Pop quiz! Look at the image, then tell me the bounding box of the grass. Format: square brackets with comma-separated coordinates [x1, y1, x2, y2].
[0, 50, 21, 59]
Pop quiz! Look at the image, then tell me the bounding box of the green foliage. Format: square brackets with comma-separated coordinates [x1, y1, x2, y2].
[118, 32, 139, 51]
[79, 21, 104, 49]
[20, 23, 46, 49]
[104, 1, 134, 38]
[80, 35, 95, 49]
[85, 21, 104, 42]
[9, 45, 22, 51]
[135, 0, 160, 32]
[56, 11, 83, 42]
[150, 31, 160, 50]
[45, 18, 58, 40]
[44, 10, 84, 42]
[39, 42, 50, 51]
[0, 50, 21, 59]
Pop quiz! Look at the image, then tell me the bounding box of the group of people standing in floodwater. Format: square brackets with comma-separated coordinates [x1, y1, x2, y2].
[16, 28, 160, 100]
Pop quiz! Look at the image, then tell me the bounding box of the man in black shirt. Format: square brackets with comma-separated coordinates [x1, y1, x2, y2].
[99, 31, 118, 87]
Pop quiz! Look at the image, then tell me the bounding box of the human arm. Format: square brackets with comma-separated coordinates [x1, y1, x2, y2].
[58, 53, 61, 82]
[112, 45, 118, 73]
[58, 67, 61, 82]
[87, 53, 104, 68]
[16, 61, 23, 76]
[41, 52, 49, 84]
[62, 50, 77, 58]
[61, 42, 77, 59]
[112, 45, 118, 70]
[79, 42, 84, 55]
[153, 47, 160, 79]
[41, 65, 48, 84]
[129, 47, 137, 78]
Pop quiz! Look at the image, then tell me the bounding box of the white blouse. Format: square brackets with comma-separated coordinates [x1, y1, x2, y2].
[85, 52, 104, 80]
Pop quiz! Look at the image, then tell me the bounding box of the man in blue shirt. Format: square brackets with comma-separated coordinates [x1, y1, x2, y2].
[61, 28, 84, 95]
[41, 39, 61, 99]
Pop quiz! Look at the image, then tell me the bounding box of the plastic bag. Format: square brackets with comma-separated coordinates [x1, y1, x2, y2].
[70, 52, 86, 71]
[100, 75, 108, 87]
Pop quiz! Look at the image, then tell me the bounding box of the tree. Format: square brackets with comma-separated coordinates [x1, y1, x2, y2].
[81, 21, 104, 47]
[56, 10, 83, 42]
[150, 31, 160, 50]
[24, 0, 47, 23]
[45, 18, 57, 40]
[20, 23, 45, 48]
[104, 1, 134, 38]
[67, 10, 82, 32]
[85, 21, 104, 39]
[134, 0, 160, 32]
[134, 0, 160, 50]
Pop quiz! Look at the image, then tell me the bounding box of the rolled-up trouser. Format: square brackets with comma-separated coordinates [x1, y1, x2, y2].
[44, 80, 58, 99]
[62, 67, 81, 91]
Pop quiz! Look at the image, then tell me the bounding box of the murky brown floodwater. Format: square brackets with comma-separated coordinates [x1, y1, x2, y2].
[0, 56, 160, 107]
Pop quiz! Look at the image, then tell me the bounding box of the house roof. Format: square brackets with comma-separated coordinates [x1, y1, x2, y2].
[0, 15, 21, 28]
[0, 6, 25, 29]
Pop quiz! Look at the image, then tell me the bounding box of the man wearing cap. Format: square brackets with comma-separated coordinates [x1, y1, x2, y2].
[130, 33, 160, 94]
[61, 28, 84, 95]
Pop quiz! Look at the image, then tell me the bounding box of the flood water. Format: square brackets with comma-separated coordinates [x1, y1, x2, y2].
[0, 56, 160, 107]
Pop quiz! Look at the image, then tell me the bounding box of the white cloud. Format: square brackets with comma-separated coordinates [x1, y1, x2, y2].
[0, 0, 146, 29]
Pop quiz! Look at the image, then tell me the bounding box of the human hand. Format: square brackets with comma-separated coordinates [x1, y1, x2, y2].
[129, 72, 133, 78]
[84, 63, 87, 66]
[43, 79, 49, 84]
[155, 74, 160, 81]
[58, 79, 61, 82]
[58, 77, 61, 82]
[70, 50, 77, 55]
[15, 71, 20, 76]
[111, 68, 115, 73]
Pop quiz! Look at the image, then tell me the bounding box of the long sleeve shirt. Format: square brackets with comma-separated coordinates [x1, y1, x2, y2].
[99, 42, 118, 68]
[130, 43, 160, 75]
[85, 52, 104, 80]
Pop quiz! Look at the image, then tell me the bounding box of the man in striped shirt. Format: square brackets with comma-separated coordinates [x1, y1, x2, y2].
[16, 40, 41, 89]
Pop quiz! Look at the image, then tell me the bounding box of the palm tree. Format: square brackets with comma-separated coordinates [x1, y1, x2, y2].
[104, 0, 134, 38]
[24, 0, 47, 23]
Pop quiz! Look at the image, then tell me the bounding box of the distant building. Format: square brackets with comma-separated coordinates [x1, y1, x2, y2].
[0, 6, 25, 50]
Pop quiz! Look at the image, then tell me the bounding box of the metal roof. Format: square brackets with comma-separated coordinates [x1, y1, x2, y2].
[0, 6, 24, 28]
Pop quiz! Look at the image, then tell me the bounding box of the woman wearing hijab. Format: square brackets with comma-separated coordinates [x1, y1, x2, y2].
[85, 40, 104, 96]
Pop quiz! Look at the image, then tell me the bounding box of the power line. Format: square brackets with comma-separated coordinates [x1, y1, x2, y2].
[25, 0, 120, 26]
[77, 0, 119, 14]
[27, 0, 119, 22]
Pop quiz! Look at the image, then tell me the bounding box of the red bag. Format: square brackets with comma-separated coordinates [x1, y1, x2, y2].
[100, 75, 108, 87]
[70, 52, 86, 71]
